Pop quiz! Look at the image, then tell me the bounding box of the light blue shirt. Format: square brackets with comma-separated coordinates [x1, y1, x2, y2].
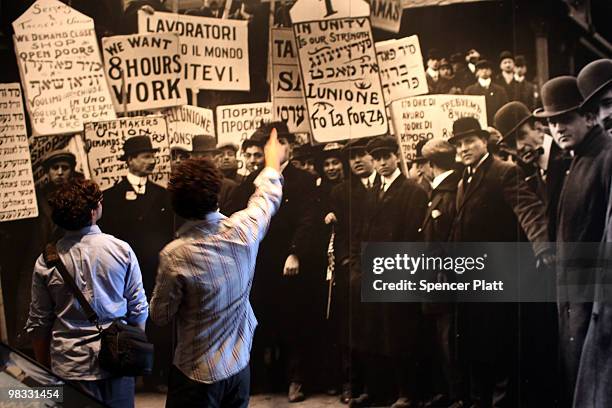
[26, 225, 148, 380]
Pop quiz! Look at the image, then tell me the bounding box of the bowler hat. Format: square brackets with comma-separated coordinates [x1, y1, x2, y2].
[577, 59, 612, 107]
[515, 55, 527, 67]
[448, 117, 489, 144]
[499, 50, 514, 63]
[366, 135, 399, 156]
[250, 121, 296, 145]
[533, 76, 583, 118]
[475, 59, 492, 71]
[119, 136, 159, 161]
[192, 135, 218, 153]
[42, 149, 76, 169]
[413, 139, 429, 163]
[494, 101, 532, 145]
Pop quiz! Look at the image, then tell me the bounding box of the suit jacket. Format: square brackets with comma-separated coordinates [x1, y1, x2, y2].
[465, 82, 509, 124]
[421, 170, 461, 243]
[354, 173, 428, 356]
[98, 177, 174, 294]
[513, 79, 537, 110]
[450, 154, 549, 254]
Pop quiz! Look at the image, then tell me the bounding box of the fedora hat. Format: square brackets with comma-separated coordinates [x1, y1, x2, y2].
[577, 59, 612, 107]
[119, 136, 159, 161]
[494, 101, 532, 145]
[192, 135, 218, 153]
[533, 76, 583, 118]
[448, 117, 489, 144]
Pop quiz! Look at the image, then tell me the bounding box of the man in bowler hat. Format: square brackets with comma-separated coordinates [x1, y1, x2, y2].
[99, 135, 174, 391]
[577, 58, 612, 136]
[536, 75, 612, 407]
[448, 117, 552, 408]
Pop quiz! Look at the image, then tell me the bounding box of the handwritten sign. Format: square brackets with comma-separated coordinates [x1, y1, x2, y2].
[12, 0, 116, 136]
[102, 33, 186, 112]
[270, 28, 308, 133]
[0, 84, 38, 222]
[401, 0, 495, 8]
[139, 11, 250, 91]
[163, 105, 214, 151]
[290, 0, 388, 143]
[84, 116, 170, 191]
[376, 36, 428, 104]
[370, 0, 402, 33]
[389, 94, 486, 166]
[216, 102, 272, 147]
[29, 134, 90, 186]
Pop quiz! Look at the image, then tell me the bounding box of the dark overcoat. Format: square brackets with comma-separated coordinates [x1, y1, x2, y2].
[353, 174, 428, 356]
[464, 82, 509, 124]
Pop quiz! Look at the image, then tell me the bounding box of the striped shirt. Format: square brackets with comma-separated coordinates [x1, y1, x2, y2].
[150, 167, 283, 383]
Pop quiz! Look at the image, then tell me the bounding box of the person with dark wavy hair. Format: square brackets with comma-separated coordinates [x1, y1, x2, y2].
[49, 179, 103, 231]
[168, 157, 223, 219]
[26, 178, 148, 408]
[150, 129, 286, 408]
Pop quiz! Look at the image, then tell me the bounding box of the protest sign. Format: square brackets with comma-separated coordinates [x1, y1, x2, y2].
[401, 0, 496, 8]
[12, 0, 116, 136]
[290, 0, 388, 143]
[216, 102, 272, 147]
[0, 84, 38, 222]
[369, 0, 402, 33]
[376, 36, 428, 104]
[270, 28, 309, 133]
[139, 11, 250, 91]
[84, 116, 170, 191]
[389, 94, 486, 170]
[102, 33, 186, 112]
[163, 105, 214, 151]
[29, 134, 90, 186]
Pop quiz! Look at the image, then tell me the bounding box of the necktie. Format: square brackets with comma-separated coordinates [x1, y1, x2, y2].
[366, 179, 372, 189]
[378, 182, 386, 201]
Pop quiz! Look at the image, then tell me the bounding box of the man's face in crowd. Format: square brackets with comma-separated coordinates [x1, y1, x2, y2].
[127, 152, 156, 176]
[243, 146, 264, 172]
[440, 65, 453, 79]
[476, 67, 492, 80]
[514, 122, 545, 164]
[515, 65, 527, 77]
[278, 136, 293, 164]
[594, 87, 612, 135]
[547, 111, 591, 151]
[291, 158, 317, 176]
[323, 157, 344, 181]
[500, 58, 515, 73]
[416, 161, 432, 181]
[372, 150, 399, 177]
[456, 134, 488, 166]
[427, 58, 440, 70]
[216, 147, 238, 171]
[467, 50, 480, 64]
[48, 160, 73, 185]
[349, 150, 374, 177]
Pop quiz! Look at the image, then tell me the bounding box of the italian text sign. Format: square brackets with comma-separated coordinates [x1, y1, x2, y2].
[389, 94, 486, 161]
[164, 105, 214, 151]
[102, 33, 186, 112]
[0, 83, 38, 222]
[84, 116, 170, 191]
[13, 0, 116, 136]
[139, 11, 250, 91]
